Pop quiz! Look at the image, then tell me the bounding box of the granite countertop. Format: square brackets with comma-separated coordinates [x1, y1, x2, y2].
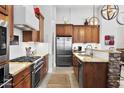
[93, 49, 121, 53]
[9, 62, 32, 76]
[73, 53, 109, 63]
[33, 52, 49, 57]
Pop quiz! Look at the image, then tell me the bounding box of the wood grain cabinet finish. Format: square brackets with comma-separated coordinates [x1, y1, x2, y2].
[56, 24, 73, 36]
[73, 25, 100, 43]
[23, 31, 40, 42]
[39, 15, 44, 42]
[12, 67, 31, 88]
[73, 55, 108, 88]
[0, 5, 8, 16]
[40, 55, 48, 80]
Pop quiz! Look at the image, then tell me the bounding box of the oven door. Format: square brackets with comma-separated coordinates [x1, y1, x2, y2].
[32, 64, 43, 88]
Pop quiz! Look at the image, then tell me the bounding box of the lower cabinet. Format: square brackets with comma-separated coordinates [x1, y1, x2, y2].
[40, 55, 48, 80]
[12, 67, 31, 88]
[73, 55, 108, 88]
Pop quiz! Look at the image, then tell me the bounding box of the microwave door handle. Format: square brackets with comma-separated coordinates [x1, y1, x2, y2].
[0, 78, 12, 88]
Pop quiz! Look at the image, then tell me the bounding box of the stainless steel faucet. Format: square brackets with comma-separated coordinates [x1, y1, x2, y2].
[85, 44, 93, 57]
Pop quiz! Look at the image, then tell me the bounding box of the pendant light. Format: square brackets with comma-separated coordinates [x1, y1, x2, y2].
[101, 5, 119, 20]
[89, 5, 99, 25]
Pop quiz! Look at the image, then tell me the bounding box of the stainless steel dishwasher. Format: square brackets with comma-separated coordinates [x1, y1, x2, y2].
[78, 59, 83, 88]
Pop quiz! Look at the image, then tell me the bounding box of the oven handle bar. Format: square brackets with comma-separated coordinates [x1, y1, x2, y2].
[0, 78, 12, 88]
[35, 64, 43, 73]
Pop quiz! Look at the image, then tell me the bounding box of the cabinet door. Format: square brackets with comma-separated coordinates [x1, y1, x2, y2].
[32, 31, 38, 42]
[73, 26, 79, 43]
[56, 25, 65, 36]
[85, 26, 92, 43]
[92, 26, 99, 43]
[64, 25, 73, 36]
[79, 26, 85, 43]
[23, 74, 31, 88]
[0, 5, 8, 15]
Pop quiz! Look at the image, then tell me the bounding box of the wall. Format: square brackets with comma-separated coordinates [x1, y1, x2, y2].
[9, 28, 25, 59]
[56, 5, 99, 25]
[9, 28, 49, 60]
[56, 5, 124, 50]
[99, 5, 124, 49]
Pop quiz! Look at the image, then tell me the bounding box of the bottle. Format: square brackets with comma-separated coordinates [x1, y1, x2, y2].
[84, 19, 88, 25]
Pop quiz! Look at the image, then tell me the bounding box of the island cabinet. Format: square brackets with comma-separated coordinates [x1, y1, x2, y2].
[12, 66, 31, 88]
[56, 24, 73, 36]
[73, 55, 108, 88]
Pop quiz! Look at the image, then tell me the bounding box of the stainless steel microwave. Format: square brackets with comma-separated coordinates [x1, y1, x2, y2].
[0, 19, 9, 62]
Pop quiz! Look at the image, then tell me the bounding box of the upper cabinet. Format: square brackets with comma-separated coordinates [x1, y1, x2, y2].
[23, 31, 40, 42]
[14, 5, 39, 31]
[56, 24, 73, 36]
[0, 5, 8, 16]
[73, 25, 100, 43]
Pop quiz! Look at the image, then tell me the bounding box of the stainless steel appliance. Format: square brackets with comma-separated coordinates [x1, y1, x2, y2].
[0, 19, 9, 62]
[0, 64, 12, 88]
[56, 37, 72, 67]
[11, 56, 44, 88]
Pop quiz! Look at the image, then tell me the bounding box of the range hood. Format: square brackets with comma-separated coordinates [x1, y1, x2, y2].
[14, 5, 39, 31]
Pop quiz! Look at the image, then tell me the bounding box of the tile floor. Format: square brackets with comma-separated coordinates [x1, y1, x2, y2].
[38, 67, 79, 88]
[38, 66, 124, 88]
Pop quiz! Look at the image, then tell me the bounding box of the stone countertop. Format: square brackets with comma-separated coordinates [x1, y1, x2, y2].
[73, 53, 109, 63]
[93, 49, 121, 53]
[33, 52, 49, 57]
[9, 62, 32, 76]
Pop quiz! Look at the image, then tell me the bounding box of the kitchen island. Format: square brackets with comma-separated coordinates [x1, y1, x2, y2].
[73, 53, 109, 88]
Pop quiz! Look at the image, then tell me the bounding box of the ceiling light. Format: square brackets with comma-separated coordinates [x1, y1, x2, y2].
[101, 5, 119, 20]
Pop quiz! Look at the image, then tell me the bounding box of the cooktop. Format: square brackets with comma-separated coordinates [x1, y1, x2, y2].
[10, 56, 41, 62]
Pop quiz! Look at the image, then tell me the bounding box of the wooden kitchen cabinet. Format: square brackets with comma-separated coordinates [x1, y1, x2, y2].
[85, 26, 92, 43]
[23, 31, 40, 42]
[40, 55, 48, 80]
[56, 24, 73, 36]
[0, 5, 8, 16]
[73, 25, 99, 43]
[73, 55, 108, 88]
[73, 25, 85, 43]
[91, 25, 100, 43]
[12, 66, 31, 88]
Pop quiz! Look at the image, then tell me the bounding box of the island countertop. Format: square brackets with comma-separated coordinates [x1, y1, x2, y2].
[73, 53, 109, 63]
[9, 62, 32, 76]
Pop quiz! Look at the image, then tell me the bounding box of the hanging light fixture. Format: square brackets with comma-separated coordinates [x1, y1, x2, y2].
[89, 5, 99, 25]
[101, 5, 119, 20]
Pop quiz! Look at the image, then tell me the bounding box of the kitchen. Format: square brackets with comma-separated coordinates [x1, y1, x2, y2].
[0, 5, 124, 88]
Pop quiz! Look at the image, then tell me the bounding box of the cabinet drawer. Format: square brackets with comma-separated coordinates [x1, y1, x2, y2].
[13, 67, 31, 86]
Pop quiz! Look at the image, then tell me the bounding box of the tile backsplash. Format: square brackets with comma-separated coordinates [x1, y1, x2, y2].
[72, 43, 101, 51]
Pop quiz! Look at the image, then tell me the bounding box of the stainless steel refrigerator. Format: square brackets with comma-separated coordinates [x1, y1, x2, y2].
[56, 37, 72, 67]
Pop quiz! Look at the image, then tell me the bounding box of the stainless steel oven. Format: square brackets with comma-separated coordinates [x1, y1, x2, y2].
[0, 19, 9, 62]
[32, 59, 44, 88]
[0, 64, 12, 88]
